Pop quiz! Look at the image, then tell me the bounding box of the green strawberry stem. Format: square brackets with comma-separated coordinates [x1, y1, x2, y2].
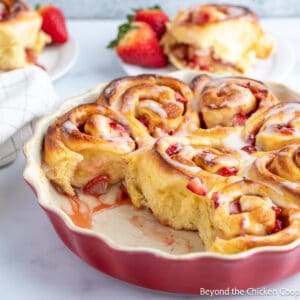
[107, 22, 139, 48]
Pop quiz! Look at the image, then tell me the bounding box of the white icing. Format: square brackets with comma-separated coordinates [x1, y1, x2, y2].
[139, 102, 167, 119]
[265, 103, 300, 119]
[62, 120, 77, 133]
[204, 153, 216, 162]
[281, 181, 300, 190]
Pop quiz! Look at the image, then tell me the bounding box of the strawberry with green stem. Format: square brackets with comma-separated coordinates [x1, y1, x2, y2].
[108, 19, 168, 68]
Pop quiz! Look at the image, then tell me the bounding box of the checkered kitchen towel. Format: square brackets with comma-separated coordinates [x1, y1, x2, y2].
[0, 66, 57, 167]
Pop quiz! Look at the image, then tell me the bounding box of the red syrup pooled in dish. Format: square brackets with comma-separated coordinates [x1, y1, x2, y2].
[65, 186, 132, 229]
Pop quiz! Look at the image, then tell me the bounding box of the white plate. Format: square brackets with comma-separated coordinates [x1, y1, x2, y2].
[119, 34, 295, 82]
[38, 36, 78, 81]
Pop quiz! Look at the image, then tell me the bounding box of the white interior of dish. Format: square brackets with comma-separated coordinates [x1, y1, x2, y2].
[23, 70, 300, 260]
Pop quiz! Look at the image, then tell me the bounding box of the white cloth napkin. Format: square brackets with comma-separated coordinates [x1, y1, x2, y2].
[0, 66, 57, 167]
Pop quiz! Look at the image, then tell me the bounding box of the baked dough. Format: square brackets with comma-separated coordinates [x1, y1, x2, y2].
[162, 4, 274, 74]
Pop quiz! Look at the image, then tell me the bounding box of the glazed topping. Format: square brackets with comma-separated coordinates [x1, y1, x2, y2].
[162, 139, 240, 177]
[213, 180, 285, 239]
[60, 104, 136, 153]
[252, 103, 300, 151]
[193, 77, 277, 129]
[122, 85, 187, 137]
[267, 145, 300, 182]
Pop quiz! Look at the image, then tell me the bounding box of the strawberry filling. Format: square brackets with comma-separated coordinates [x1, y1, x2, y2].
[229, 199, 242, 215]
[109, 122, 128, 135]
[246, 134, 256, 146]
[276, 125, 295, 135]
[212, 192, 220, 209]
[272, 206, 282, 217]
[232, 113, 248, 126]
[166, 143, 182, 156]
[137, 115, 149, 127]
[186, 178, 207, 196]
[175, 93, 187, 104]
[241, 145, 257, 154]
[272, 219, 283, 233]
[217, 167, 238, 177]
[83, 175, 109, 196]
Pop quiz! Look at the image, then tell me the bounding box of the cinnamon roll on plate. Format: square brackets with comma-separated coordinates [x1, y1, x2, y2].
[0, 0, 51, 70]
[162, 4, 275, 74]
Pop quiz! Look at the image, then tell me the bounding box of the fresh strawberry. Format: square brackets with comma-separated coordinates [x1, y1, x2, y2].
[133, 5, 169, 39]
[83, 175, 109, 196]
[187, 178, 207, 196]
[108, 21, 168, 68]
[37, 5, 68, 44]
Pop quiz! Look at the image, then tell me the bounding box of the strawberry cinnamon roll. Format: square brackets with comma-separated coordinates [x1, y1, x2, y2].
[98, 74, 198, 142]
[206, 179, 300, 254]
[43, 103, 136, 196]
[244, 102, 300, 151]
[191, 75, 278, 129]
[0, 0, 51, 70]
[125, 134, 241, 230]
[249, 145, 300, 207]
[162, 4, 274, 74]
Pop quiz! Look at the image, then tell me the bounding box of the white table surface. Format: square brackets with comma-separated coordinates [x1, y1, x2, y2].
[1, 19, 300, 300]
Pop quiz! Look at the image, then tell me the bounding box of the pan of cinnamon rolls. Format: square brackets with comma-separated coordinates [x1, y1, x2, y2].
[24, 71, 300, 292]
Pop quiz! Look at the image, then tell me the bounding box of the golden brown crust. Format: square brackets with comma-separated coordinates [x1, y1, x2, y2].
[162, 4, 274, 74]
[191, 75, 278, 129]
[42, 74, 300, 254]
[243, 102, 300, 151]
[43, 103, 137, 195]
[249, 145, 300, 206]
[98, 74, 199, 141]
[210, 179, 300, 254]
[0, 1, 50, 70]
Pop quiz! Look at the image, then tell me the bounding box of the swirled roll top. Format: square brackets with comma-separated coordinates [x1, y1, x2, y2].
[98, 74, 198, 140]
[191, 75, 278, 128]
[208, 179, 300, 254]
[250, 144, 300, 207]
[244, 102, 300, 151]
[43, 103, 136, 195]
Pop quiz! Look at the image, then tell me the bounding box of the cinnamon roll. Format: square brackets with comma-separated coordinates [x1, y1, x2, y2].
[0, 0, 51, 70]
[161, 4, 274, 74]
[41, 74, 300, 254]
[206, 179, 300, 254]
[98, 74, 198, 142]
[125, 134, 241, 230]
[43, 103, 137, 196]
[244, 102, 300, 151]
[191, 75, 278, 129]
[249, 145, 300, 207]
